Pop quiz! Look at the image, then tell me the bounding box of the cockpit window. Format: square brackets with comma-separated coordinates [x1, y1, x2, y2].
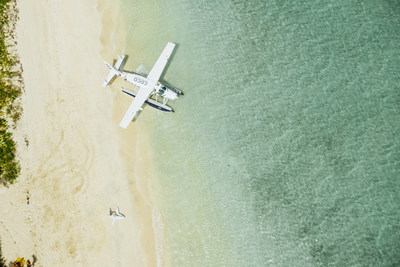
[159, 86, 166, 95]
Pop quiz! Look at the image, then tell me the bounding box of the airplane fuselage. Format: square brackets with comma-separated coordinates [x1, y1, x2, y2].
[122, 72, 149, 87]
[119, 71, 182, 103]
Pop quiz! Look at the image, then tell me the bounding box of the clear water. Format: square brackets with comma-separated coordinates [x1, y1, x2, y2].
[119, 0, 400, 266]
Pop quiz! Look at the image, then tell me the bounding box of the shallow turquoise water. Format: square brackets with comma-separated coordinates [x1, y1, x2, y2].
[120, 0, 399, 265]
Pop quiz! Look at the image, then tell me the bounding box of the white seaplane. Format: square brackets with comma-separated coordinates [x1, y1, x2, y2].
[103, 42, 183, 128]
[108, 207, 125, 224]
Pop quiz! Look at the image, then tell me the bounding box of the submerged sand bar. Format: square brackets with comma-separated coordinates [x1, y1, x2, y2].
[0, 0, 158, 266]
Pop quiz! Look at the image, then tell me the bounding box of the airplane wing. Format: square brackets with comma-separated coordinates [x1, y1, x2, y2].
[119, 84, 154, 128]
[119, 43, 176, 128]
[147, 42, 175, 82]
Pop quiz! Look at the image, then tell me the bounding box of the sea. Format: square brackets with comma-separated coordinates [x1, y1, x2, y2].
[117, 0, 399, 266]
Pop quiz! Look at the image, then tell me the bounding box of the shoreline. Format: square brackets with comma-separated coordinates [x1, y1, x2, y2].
[0, 0, 159, 266]
[99, 0, 161, 265]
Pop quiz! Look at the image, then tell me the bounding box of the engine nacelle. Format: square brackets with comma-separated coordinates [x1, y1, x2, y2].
[156, 84, 180, 101]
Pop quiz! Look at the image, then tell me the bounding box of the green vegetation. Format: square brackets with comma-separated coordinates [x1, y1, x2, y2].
[0, 0, 22, 185]
[0, 240, 6, 267]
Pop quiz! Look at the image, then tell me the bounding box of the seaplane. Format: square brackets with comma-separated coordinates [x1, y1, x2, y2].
[103, 42, 183, 128]
[108, 207, 125, 224]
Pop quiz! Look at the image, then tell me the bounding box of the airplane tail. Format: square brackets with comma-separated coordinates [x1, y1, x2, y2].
[102, 55, 127, 87]
[103, 63, 118, 87]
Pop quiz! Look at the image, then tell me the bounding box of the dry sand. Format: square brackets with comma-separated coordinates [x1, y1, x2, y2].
[0, 0, 159, 266]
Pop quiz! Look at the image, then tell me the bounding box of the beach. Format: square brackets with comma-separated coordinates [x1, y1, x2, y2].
[0, 0, 159, 266]
[1, 0, 399, 266]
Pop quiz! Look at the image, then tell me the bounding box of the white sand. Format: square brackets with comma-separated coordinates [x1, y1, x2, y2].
[0, 0, 159, 266]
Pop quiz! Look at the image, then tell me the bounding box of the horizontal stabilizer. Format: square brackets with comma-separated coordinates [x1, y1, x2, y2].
[102, 55, 126, 87]
[103, 62, 118, 87]
[114, 55, 127, 71]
